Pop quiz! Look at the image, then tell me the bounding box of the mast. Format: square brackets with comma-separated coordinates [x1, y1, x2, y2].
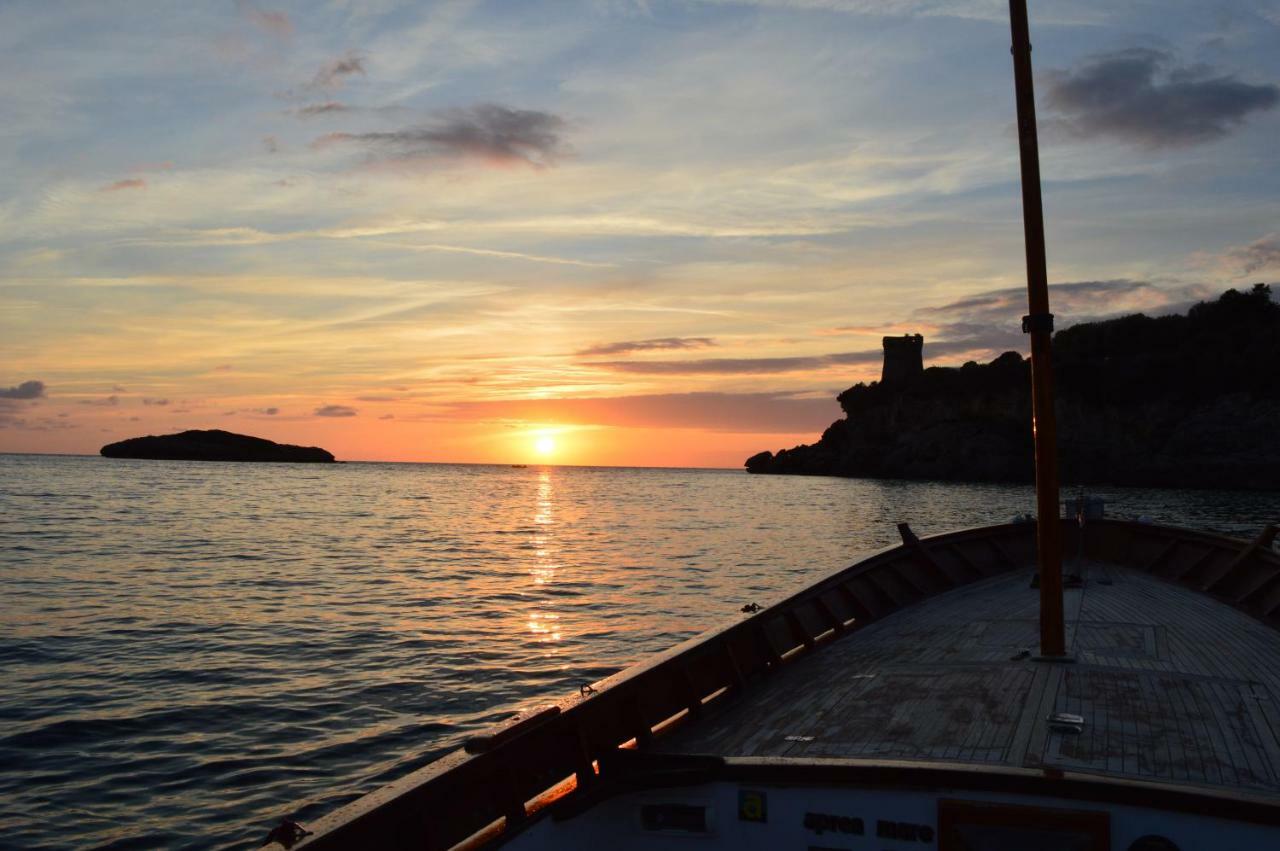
[1008, 0, 1066, 657]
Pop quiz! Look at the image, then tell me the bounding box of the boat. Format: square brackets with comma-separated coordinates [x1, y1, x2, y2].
[262, 3, 1280, 849]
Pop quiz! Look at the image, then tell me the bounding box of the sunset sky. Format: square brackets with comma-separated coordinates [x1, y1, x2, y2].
[2, 0, 1278, 466]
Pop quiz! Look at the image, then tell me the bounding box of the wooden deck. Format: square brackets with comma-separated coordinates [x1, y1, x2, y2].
[657, 559, 1280, 797]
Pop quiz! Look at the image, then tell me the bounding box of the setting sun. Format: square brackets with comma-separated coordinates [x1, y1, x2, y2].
[534, 435, 556, 456]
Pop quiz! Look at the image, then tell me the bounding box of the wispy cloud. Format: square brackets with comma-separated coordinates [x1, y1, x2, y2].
[577, 337, 716, 356]
[237, 1, 293, 39]
[1044, 49, 1279, 148]
[293, 101, 351, 118]
[592, 351, 884, 375]
[594, 281, 1208, 376]
[1220, 232, 1280, 275]
[314, 404, 357, 417]
[101, 178, 146, 192]
[0, 380, 46, 399]
[910, 279, 1212, 357]
[78, 395, 120, 406]
[316, 103, 571, 168]
[310, 51, 366, 90]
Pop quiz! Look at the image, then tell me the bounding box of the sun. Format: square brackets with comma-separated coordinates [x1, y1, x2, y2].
[534, 435, 556, 456]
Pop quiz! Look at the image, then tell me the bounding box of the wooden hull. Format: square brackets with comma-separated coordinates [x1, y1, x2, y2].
[266, 519, 1280, 850]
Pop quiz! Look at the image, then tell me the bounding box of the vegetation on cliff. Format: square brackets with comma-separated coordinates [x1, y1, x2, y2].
[746, 285, 1280, 489]
[101, 429, 335, 463]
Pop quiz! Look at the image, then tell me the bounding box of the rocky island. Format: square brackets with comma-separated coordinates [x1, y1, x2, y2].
[101, 429, 335, 463]
[746, 285, 1280, 490]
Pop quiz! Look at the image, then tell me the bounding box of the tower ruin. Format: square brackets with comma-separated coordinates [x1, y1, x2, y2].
[881, 334, 924, 385]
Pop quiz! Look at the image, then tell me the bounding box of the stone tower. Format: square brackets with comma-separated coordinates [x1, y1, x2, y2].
[881, 334, 924, 385]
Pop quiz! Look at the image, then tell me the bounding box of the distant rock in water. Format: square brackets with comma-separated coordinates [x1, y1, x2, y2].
[746, 284, 1280, 490]
[101, 429, 335, 463]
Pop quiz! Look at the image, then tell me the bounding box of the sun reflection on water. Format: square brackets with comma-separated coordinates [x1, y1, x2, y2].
[528, 470, 562, 645]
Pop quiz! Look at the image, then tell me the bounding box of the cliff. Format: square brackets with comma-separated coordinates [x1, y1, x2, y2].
[746, 285, 1280, 490]
[101, 429, 335, 463]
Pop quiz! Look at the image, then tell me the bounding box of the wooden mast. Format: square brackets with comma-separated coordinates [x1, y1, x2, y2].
[1007, 0, 1065, 657]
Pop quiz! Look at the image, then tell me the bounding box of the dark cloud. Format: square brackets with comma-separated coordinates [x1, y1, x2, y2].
[314, 404, 357, 417]
[592, 341, 999, 376]
[0, 380, 46, 399]
[311, 51, 366, 90]
[592, 281, 1204, 378]
[317, 103, 570, 168]
[101, 178, 146, 192]
[379, 414, 395, 420]
[78, 395, 119, 406]
[262, 135, 279, 154]
[450, 392, 839, 434]
[356, 395, 399, 402]
[143, 398, 170, 406]
[594, 351, 882, 376]
[293, 101, 351, 118]
[909, 279, 1210, 358]
[1044, 49, 1279, 148]
[259, 407, 279, 416]
[577, 337, 716, 357]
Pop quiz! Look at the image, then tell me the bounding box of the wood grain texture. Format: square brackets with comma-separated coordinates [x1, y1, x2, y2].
[658, 563, 1280, 798]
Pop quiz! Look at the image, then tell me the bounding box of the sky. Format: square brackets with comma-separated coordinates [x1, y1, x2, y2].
[2, 0, 1278, 467]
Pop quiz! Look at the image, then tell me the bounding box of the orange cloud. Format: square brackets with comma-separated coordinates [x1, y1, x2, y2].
[100, 178, 146, 192]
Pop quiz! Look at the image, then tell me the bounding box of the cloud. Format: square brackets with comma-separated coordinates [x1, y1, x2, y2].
[1044, 49, 1279, 148]
[142, 397, 170, 406]
[293, 101, 351, 118]
[591, 282, 1207, 377]
[907, 279, 1212, 358]
[314, 404, 357, 417]
[237, 2, 293, 39]
[379, 413, 395, 420]
[589, 342, 1003, 376]
[1221, 232, 1280, 274]
[79, 395, 120, 406]
[316, 103, 571, 168]
[310, 51, 366, 90]
[251, 407, 279, 415]
[577, 337, 716, 357]
[450, 391, 838, 434]
[593, 351, 881, 375]
[0, 380, 46, 399]
[262, 135, 279, 153]
[101, 178, 146, 192]
[112, 384, 127, 392]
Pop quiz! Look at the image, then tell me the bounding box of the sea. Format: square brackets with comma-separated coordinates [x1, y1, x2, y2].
[2, 453, 1278, 850]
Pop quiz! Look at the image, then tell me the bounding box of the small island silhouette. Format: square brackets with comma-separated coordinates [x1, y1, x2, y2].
[747, 284, 1280, 490]
[101, 429, 335, 463]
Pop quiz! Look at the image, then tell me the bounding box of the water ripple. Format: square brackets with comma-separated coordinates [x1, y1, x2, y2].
[2, 454, 1278, 849]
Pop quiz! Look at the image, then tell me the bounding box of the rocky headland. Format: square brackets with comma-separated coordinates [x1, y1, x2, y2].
[101, 429, 335, 463]
[746, 285, 1280, 490]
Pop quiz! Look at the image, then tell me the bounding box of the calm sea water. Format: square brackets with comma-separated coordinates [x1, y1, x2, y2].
[2, 454, 1278, 850]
